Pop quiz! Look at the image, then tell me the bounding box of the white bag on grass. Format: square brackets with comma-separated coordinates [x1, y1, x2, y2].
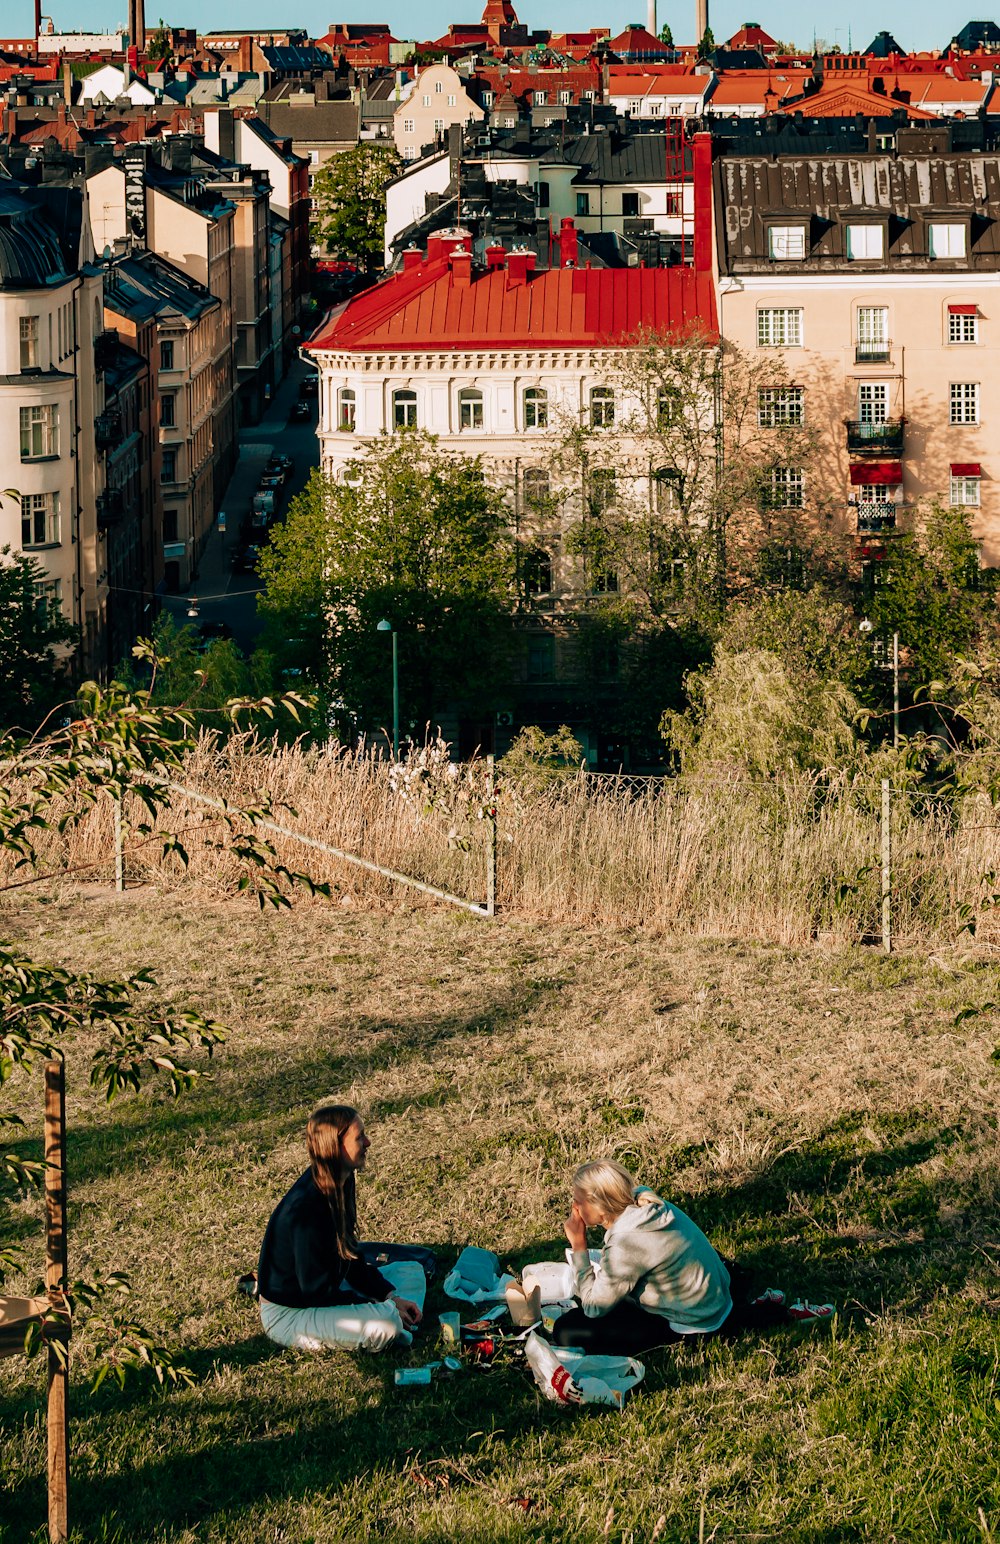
[524, 1331, 645, 1411]
[522, 1249, 602, 1306]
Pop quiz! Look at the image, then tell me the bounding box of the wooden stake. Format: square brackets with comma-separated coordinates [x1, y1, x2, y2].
[113, 795, 124, 894]
[485, 754, 497, 919]
[44, 1060, 69, 1544]
[881, 779, 892, 955]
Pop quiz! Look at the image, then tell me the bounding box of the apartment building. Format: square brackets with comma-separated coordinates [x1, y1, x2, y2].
[0, 179, 108, 675]
[99, 332, 159, 666]
[393, 63, 483, 162]
[104, 252, 222, 590]
[712, 131, 1000, 563]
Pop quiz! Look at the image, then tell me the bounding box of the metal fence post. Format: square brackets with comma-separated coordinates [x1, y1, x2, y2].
[112, 795, 124, 895]
[881, 778, 892, 953]
[485, 754, 497, 918]
[44, 1060, 69, 1543]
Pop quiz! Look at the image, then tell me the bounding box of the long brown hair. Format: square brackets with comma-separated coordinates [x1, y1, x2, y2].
[307, 1103, 361, 1261]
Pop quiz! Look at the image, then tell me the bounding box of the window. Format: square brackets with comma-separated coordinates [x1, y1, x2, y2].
[949, 383, 979, 425]
[402, 117, 414, 132]
[447, 94, 456, 106]
[527, 634, 555, 680]
[929, 223, 966, 259]
[769, 467, 805, 508]
[483, 91, 494, 105]
[533, 91, 548, 106]
[523, 546, 552, 596]
[433, 118, 444, 133]
[537, 180, 550, 208]
[622, 192, 639, 217]
[650, 101, 662, 115]
[657, 390, 680, 429]
[523, 387, 548, 429]
[856, 305, 890, 359]
[858, 383, 889, 425]
[950, 472, 981, 506]
[160, 340, 174, 369]
[576, 192, 590, 217]
[21, 491, 59, 547]
[767, 224, 807, 260]
[654, 469, 683, 515]
[19, 315, 39, 369]
[160, 393, 176, 428]
[434, 80, 443, 92]
[458, 388, 483, 430]
[422, 94, 430, 106]
[33, 577, 62, 621]
[590, 468, 616, 511]
[757, 387, 804, 426]
[589, 386, 614, 428]
[338, 388, 356, 430]
[589, 566, 619, 595]
[558, 89, 571, 105]
[523, 466, 550, 505]
[628, 99, 642, 114]
[161, 447, 177, 482]
[163, 508, 179, 542]
[19, 404, 58, 459]
[757, 307, 803, 347]
[393, 389, 417, 429]
[845, 224, 884, 260]
[949, 308, 979, 344]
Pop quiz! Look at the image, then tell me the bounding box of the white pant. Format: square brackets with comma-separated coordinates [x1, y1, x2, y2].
[259, 1260, 426, 1354]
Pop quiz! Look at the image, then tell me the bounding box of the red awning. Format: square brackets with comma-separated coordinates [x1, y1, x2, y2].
[850, 462, 903, 485]
[951, 462, 981, 476]
[948, 304, 977, 314]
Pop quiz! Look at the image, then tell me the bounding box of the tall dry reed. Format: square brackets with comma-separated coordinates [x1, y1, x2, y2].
[5, 737, 1000, 947]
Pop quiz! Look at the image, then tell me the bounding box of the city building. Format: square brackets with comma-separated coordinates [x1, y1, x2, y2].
[393, 63, 484, 162]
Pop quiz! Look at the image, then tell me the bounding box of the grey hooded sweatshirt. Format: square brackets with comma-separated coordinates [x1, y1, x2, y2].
[572, 1187, 732, 1335]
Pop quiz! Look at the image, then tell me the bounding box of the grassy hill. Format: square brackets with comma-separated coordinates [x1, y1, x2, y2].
[2, 890, 1000, 1542]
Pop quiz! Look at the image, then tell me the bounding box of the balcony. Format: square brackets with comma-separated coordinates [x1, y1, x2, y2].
[94, 410, 123, 452]
[856, 502, 897, 535]
[855, 342, 892, 364]
[96, 489, 125, 531]
[845, 418, 905, 454]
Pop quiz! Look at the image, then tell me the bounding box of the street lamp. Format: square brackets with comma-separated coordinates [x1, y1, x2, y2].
[376, 619, 399, 760]
[860, 618, 900, 749]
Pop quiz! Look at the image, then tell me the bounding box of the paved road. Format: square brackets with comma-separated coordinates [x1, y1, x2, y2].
[163, 358, 319, 655]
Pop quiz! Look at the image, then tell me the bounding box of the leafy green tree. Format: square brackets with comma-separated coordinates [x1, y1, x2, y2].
[146, 17, 172, 62]
[0, 544, 76, 734]
[866, 504, 988, 693]
[697, 26, 716, 56]
[310, 143, 401, 271]
[658, 22, 674, 45]
[258, 434, 517, 735]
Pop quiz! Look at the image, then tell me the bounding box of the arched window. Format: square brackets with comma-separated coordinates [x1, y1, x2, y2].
[338, 388, 356, 430]
[590, 385, 614, 428]
[522, 545, 552, 597]
[523, 386, 548, 429]
[458, 388, 483, 430]
[523, 467, 550, 507]
[393, 389, 417, 429]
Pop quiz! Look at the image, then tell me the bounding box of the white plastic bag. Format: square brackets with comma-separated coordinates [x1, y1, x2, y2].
[443, 1246, 515, 1304]
[524, 1331, 645, 1410]
[522, 1249, 602, 1306]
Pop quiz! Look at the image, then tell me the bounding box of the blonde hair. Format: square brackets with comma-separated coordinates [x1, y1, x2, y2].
[572, 1159, 636, 1221]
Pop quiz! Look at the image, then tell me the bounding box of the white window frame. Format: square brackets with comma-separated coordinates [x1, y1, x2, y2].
[458, 388, 483, 430]
[770, 466, 805, 508]
[21, 491, 60, 547]
[949, 382, 980, 425]
[929, 223, 966, 259]
[19, 315, 39, 369]
[948, 310, 979, 344]
[523, 467, 550, 505]
[756, 307, 803, 347]
[858, 382, 890, 425]
[857, 306, 889, 349]
[767, 225, 807, 261]
[393, 389, 418, 430]
[19, 403, 59, 459]
[33, 576, 62, 620]
[402, 117, 414, 132]
[338, 388, 356, 430]
[845, 224, 884, 260]
[950, 473, 981, 506]
[757, 386, 804, 427]
[589, 386, 615, 428]
[523, 387, 548, 430]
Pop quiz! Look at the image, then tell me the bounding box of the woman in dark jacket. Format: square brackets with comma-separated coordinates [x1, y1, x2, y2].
[258, 1103, 426, 1353]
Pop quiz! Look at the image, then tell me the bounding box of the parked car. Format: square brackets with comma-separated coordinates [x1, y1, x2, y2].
[259, 469, 285, 489]
[253, 489, 278, 516]
[267, 453, 293, 474]
[231, 545, 261, 575]
[289, 400, 310, 422]
[299, 374, 318, 399]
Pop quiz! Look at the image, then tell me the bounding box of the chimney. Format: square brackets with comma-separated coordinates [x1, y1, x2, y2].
[485, 242, 505, 269]
[647, 0, 656, 39]
[402, 245, 423, 270]
[62, 57, 72, 106]
[696, 0, 708, 43]
[692, 132, 713, 272]
[558, 216, 578, 267]
[506, 247, 535, 286]
[450, 248, 472, 286]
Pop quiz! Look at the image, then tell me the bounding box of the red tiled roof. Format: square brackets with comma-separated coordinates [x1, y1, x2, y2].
[308, 255, 718, 352]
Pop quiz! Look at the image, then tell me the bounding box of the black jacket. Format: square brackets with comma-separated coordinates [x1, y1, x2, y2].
[257, 1169, 393, 1309]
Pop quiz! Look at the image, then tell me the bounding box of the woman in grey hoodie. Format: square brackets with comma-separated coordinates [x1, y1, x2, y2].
[554, 1159, 734, 1355]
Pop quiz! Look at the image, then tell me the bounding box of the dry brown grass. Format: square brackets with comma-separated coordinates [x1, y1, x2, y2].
[6, 738, 1000, 949]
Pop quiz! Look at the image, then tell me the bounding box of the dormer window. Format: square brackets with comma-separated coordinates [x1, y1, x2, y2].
[845, 224, 884, 261]
[929, 223, 966, 259]
[767, 224, 807, 261]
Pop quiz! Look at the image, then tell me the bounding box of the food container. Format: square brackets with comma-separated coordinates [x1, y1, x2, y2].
[439, 1311, 461, 1345]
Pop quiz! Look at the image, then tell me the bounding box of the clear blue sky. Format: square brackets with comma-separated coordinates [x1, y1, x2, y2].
[17, 0, 975, 52]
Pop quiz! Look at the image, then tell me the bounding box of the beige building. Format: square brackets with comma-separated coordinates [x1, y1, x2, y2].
[713, 140, 1000, 565]
[393, 63, 483, 163]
